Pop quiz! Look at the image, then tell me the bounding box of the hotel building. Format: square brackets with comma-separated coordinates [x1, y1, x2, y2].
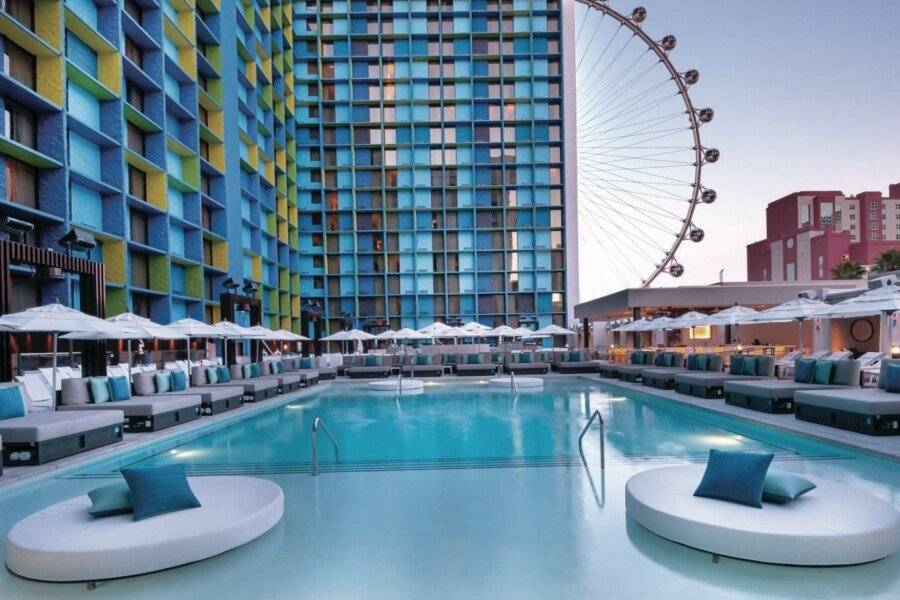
[0, 0, 576, 338]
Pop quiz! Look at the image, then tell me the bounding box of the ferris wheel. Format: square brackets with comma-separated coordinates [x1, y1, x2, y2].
[574, 1, 717, 295]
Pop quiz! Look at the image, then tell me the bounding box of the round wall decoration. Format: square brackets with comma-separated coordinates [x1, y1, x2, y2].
[849, 318, 875, 343]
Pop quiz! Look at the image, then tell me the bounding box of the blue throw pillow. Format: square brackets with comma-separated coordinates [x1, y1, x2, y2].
[696, 355, 709, 371]
[762, 471, 817, 504]
[685, 354, 698, 370]
[466, 354, 481, 365]
[216, 366, 230, 383]
[0, 386, 27, 420]
[300, 357, 312, 369]
[154, 371, 172, 393]
[517, 353, 531, 363]
[207, 367, 220, 384]
[121, 465, 201, 521]
[630, 352, 639, 365]
[89, 377, 111, 403]
[813, 360, 833, 385]
[416, 355, 431, 366]
[794, 359, 816, 383]
[88, 482, 134, 518]
[729, 355, 744, 375]
[252, 363, 263, 377]
[693, 449, 774, 508]
[740, 356, 757, 376]
[171, 370, 188, 391]
[107, 376, 131, 401]
[883, 362, 900, 393]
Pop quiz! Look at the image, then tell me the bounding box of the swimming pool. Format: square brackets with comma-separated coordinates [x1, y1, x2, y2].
[1, 378, 898, 599]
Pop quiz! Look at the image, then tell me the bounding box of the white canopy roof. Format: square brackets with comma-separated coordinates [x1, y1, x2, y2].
[644, 316, 677, 331]
[459, 321, 492, 332]
[535, 324, 576, 336]
[738, 297, 832, 324]
[213, 320, 265, 339]
[321, 328, 376, 341]
[704, 305, 759, 326]
[817, 284, 900, 319]
[667, 311, 709, 329]
[168, 318, 223, 338]
[418, 322, 459, 337]
[0, 303, 127, 335]
[105, 313, 186, 339]
[273, 329, 310, 342]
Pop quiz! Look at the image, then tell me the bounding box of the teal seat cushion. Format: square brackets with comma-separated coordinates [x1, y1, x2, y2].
[696, 355, 709, 371]
[171, 370, 188, 391]
[416, 355, 431, 366]
[729, 355, 744, 375]
[364, 355, 379, 367]
[762, 471, 817, 504]
[89, 377, 111, 404]
[207, 367, 220, 384]
[107, 376, 131, 401]
[300, 357, 312, 369]
[121, 465, 201, 522]
[740, 356, 757, 376]
[88, 482, 134, 518]
[568, 351, 581, 362]
[686, 354, 699, 370]
[813, 360, 833, 385]
[794, 359, 816, 383]
[445, 355, 458, 364]
[0, 386, 27, 420]
[216, 366, 230, 383]
[693, 449, 774, 508]
[242, 364, 252, 379]
[154, 371, 172, 394]
[883, 362, 900, 393]
[252, 363, 262, 378]
[466, 354, 481, 365]
[517, 353, 531, 363]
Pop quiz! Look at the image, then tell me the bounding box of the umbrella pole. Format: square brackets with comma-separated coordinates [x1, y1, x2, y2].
[51, 332, 58, 411]
[127, 338, 132, 383]
[797, 319, 803, 353]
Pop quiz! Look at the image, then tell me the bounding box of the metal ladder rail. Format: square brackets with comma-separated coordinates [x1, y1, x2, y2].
[311, 417, 340, 476]
[509, 369, 518, 394]
[578, 410, 605, 469]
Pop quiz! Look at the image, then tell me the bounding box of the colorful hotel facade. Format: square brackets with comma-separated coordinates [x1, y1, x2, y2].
[0, 0, 576, 339]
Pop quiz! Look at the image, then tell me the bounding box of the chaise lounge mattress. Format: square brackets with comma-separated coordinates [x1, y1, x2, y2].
[160, 386, 244, 403]
[58, 395, 202, 417]
[723, 379, 854, 399]
[5, 476, 284, 582]
[626, 465, 900, 565]
[794, 388, 900, 415]
[674, 372, 767, 386]
[0, 411, 124, 443]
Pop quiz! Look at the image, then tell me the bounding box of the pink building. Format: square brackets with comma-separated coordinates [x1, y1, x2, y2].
[747, 183, 900, 281]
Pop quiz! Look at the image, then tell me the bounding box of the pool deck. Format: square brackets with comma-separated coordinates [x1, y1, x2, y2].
[585, 375, 900, 463]
[0, 382, 329, 491]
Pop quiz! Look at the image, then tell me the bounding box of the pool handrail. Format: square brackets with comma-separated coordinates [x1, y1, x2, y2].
[578, 410, 605, 469]
[311, 416, 340, 476]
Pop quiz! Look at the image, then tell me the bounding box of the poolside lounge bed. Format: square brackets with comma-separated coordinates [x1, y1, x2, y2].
[794, 359, 900, 435]
[550, 350, 600, 374]
[505, 352, 550, 375]
[674, 354, 775, 398]
[346, 355, 393, 379]
[456, 353, 501, 376]
[230, 363, 301, 395]
[0, 383, 123, 466]
[257, 360, 306, 392]
[131, 371, 243, 416]
[191, 366, 278, 402]
[643, 353, 720, 390]
[58, 378, 201, 433]
[724, 358, 860, 414]
[619, 352, 683, 383]
[289, 356, 336, 381]
[598, 351, 657, 379]
[401, 355, 444, 377]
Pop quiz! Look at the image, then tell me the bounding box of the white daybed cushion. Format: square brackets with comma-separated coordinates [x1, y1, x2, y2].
[0, 411, 124, 443]
[626, 465, 900, 566]
[6, 476, 284, 582]
[57, 394, 201, 417]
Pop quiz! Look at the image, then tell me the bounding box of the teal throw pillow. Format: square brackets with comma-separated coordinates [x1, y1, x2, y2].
[107, 376, 131, 401]
[883, 362, 900, 393]
[416, 355, 431, 366]
[207, 367, 220, 384]
[242, 364, 252, 379]
[693, 449, 774, 508]
[171, 370, 188, 391]
[300, 357, 312, 369]
[216, 366, 230, 383]
[517, 353, 531, 363]
[466, 354, 481, 365]
[813, 360, 833, 385]
[696, 355, 709, 371]
[794, 359, 816, 383]
[0, 386, 27, 419]
[729, 355, 744, 375]
[762, 471, 817, 504]
[154, 371, 172, 393]
[252, 363, 262, 378]
[740, 356, 757, 376]
[121, 465, 201, 522]
[686, 354, 698, 370]
[89, 377, 111, 403]
[88, 482, 134, 518]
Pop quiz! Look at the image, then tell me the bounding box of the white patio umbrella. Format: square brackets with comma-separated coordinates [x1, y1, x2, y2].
[0, 304, 139, 410]
[213, 320, 265, 365]
[167, 318, 223, 367]
[816, 285, 900, 351]
[418, 322, 457, 337]
[667, 311, 709, 329]
[375, 329, 401, 341]
[488, 325, 518, 338]
[644, 316, 676, 330]
[460, 321, 492, 333]
[704, 305, 759, 326]
[535, 324, 577, 336]
[510, 326, 537, 337]
[273, 329, 310, 342]
[738, 297, 832, 350]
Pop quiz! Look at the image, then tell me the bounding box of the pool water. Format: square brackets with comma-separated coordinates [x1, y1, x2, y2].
[0, 378, 898, 599]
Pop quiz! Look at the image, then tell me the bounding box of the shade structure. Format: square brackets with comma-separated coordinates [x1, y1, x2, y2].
[612, 319, 647, 332]
[459, 321, 492, 333]
[667, 311, 709, 329]
[244, 325, 281, 339]
[644, 316, 676, 331]
[273, 329, 310, 342]
[395, 328, 431, 340]
[418, 322, 459, 337]
[738, 297, 833, 350]
[0, 304, 138, 410]
[106, 313, 187, 340]
[167, 318, 223, 338]
[487, 325, 518, 338]
[375, 330, 401, 341]
[535, 324, 576, 336]
[704, 305, 759, 326]
[320, 329, 376, 342]
[213, 320, 265, 365]
[818, 284, 900, 319]
[510, 326, 536, 337]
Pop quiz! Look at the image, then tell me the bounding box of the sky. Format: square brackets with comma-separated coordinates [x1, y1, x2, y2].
[575, 0, 900, 301]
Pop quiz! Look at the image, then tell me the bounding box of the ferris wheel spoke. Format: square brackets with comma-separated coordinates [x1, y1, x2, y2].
[579, 170, 692, 222]
[578, 177, 685, 236]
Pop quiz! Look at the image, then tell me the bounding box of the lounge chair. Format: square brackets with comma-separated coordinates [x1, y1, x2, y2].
[258, 360, 307, 391]
[598, 351, 653, 379]
[131, 371, 243, 416]
[401, 354, 444, 377]
[857, 352, 886, 386]
[637, 352, 688, 388]
[673, 354, 775, 398]
[794, 359, 900, 435]
[292, 356, 336, 380]
[618, 351, 681, 383]
[346, 355, 393, 379]
[230, 362, 301, 395]
[278, 358, 322, 386]
[0, 382, 124, 466]
[58, 377, 202, 433]
[191, 365, 278, 402]
[550, 350, 600, 374]
[505, 352, 550, 375]
[456, 353, 501, 376]
[724, 358, 860, 414]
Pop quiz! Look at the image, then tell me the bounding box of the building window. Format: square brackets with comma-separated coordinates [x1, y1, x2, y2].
[3, 38, 36, 89]
[125, 80, 144, 111]
[126, 122, 145, 154]
[128, 165, 147, 199]
[124, 37, 143, 68]
[123, 0, 141, 23]
[129, 209, 148, 244]
[203, 238, 213, 263]
[199, 138, 209, 160]
[131, 252, 149, 288]
[4, 98, 35, 148]
[201, 205, 211, 229]
[200, 173, 211, 196]
[5, 156, 36, 206]
[132, 294, 149, 317]
[3, 0, 34, 31]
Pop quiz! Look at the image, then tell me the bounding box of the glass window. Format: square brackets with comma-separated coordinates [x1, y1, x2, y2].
[124, 37, 143, 68]
[129, 209, 148, 244]
[5, 156, 36, 207]
[4, 98, 35, 147]
[3, 0, 34, 30]
[131, 252, 149, 288]
[128, 165, 147, 199]
[127, 122, 145, 154]
[2, 38, 35, 89]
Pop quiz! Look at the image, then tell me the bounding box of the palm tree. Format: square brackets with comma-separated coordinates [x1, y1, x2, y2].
[831, 260, 866, 280]
[874, 249, 900, 273]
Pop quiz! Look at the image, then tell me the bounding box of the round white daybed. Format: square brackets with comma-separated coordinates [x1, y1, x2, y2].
[625, 465, 900, 566]
[6, 476, 284, 583]
[368, 379, 424, 392]
[488, 376, 543, 389]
